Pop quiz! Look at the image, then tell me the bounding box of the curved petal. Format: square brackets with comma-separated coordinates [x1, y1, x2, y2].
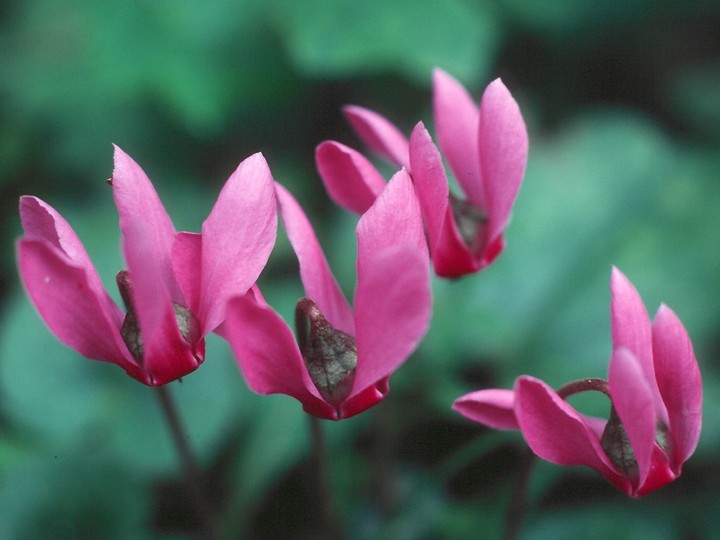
[122, 221, 202, 385]
[479, 79, 528, 247]
[224, 294, 335, 419]
[19, 196, 122, 328]
[111, 145, 181, 302]
[453, 389, 519, 430]
[515, 376, 623, 485]
[353, 170, 431, 397]
[17, 238, 139, 376]
[315, 141, 386, 215]
[610, 268, 666, 420]
[172, 232, 202, 317]
[199, 153, 277, 334]
[338, 382, 386, 419]
[432, 69, 482, 206]
[408, 123, 450, 256]
[652, 304, 702, 469]
[275, 183, 354, 335]
[609, 348, 657, 491]
[343, 105, 410, 169]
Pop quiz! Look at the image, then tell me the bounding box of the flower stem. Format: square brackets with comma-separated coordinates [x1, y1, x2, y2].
[556, 377, 609, 400]
[502, 447, 535, 540]
[155, 385, 219, 540]
[309, 415, 346, 540]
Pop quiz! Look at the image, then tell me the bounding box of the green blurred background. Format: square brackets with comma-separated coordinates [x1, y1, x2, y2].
[1, 1, 719, 538]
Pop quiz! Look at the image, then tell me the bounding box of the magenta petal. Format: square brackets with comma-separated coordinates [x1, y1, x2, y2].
[111, 145, 181, 303]
[275, 183, 354, 335]
[652, 305, 702, 468]
[515, 376, 620, 479]
[172, 232, 202, 318]
[225, 294, 335, 419]
[453, 389, 519, 430]
[478, 79, 528, 247]
[315, 141, 386, 215]
[199, 153, 277, 334]
[609, 348, 657, 490]
[432, 69, 482, 207]
[610, 268, 666, 420]
[17, 239, 136, 372]
[343, 105, 410, 169]
[355, 169, 428, 266]
[408, 123, 451, 256]
[19, 196, 121, 327]
[122, 221, 201, 385]
[353, 170, 430, 397]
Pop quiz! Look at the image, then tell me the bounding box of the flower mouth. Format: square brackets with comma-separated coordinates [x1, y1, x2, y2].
[116, 270, 200, 364]
[295, 297, 357, 405]
[449, 192, 487, 253]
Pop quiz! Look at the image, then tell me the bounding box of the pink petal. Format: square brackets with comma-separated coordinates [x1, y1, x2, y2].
[315, 141, 386, 215]
[224, 294, 335, 419]
[199, 153, 277, 334]
[275, 183, 354, 335]
[652, 304, 702, 468]
[172, 232, 202, 317]
[17, 238, 139, 376]
[122, 221, 202, 385]
[352, 170, 431, 397]
[608, 347, 657, 490]
[453, 389, 519, 430]
[610, 267, 667, 421]
[111, 145, 182, 303]
[338, 383, 386, 419]
[19, 196, 121, 328]
[478, 79, 528, 246]
[343, 105, 410, 169]
[432, 69, 482, 207]
[515, 376, 622, 483]
[408, 123, 451, 256]
[409, 123, 499, 277]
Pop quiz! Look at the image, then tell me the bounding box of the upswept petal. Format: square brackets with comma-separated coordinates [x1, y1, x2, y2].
[355, 169, 427, 270]
[121, 220, 201, 385]
[19, 196, 122, 328]
[17, 238, 138, 376]
[199, 153, 277, 334]
[515, 376, 621, 481]
[353, 245, 430, 398]
[353, 170, 430, 396]
[315, 141, 387, 215]
[453, 389, 519, 430]
[111, 145, 181, 303]
[432, 68, 482, 206]
[610, 267, 666, 420]
[172, 232, 202, 318]
[652, 304, 702, 468]
[343, 105, 410, 169]
[608, 348, 657, 490]
[275, 183, 354, 335]
[225, 294, 335, 419]
[408, 123, 451, 256]
[478, 79, 528, 247]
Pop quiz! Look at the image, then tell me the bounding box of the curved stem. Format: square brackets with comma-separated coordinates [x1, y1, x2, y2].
[556, 377, 609, 400]
[156, 385, 219, 540]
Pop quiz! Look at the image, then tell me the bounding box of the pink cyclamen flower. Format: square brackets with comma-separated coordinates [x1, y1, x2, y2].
[18, 145, 277, 386]
[316, 68, 528, 278]
[224, 169, 431, 420]
[453, 267, 702, 497]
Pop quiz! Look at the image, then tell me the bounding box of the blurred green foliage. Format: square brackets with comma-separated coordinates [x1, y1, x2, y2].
[1, 0, 719, 538]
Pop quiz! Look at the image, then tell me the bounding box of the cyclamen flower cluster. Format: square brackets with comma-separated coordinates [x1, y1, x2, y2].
[17, 70, 701, 496]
